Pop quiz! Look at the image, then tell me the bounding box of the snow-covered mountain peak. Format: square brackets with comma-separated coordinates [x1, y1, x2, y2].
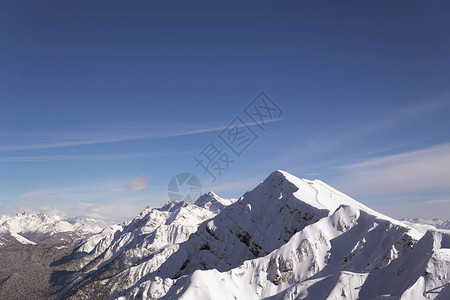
[194, 191, 236, 213]
[154, 170, 424, 278]
[54, 171, 448, 300]
[62, 193, 239, 296]
[0, 212, 107, 246]
[261, 170, 361, 211]
[260, 170, 418, 231]
[194, 190, 219, 204]
[0, 212, 63, 233]
[252, 169, 348, 211]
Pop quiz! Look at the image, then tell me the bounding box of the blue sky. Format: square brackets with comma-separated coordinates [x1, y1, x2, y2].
[1, 1, 449, 221]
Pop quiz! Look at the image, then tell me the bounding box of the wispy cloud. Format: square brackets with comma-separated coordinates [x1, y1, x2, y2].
[0, 196, 162, 222]
[359, 99, 445, 137]
[18, 181, 127, 202]
[65, 196, 159, 221]
[374, 198, 450, 220]
[0, 118, 285, 153]
[12, 180, 168, 221]
[262, 99, 449, 172]
[335, 143, 450, 196]
[0, 152, 184, 163]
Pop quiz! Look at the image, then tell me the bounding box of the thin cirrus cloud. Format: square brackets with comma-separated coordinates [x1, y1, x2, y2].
[65, 193, 168, 221]
[13, 180, 166, 221]
[18, 180, 127, 201]
[0, 152, 184, 163]
[335, 143, 450, 196]
[0, 118, 285, 153]
[373, 198, 450, 220]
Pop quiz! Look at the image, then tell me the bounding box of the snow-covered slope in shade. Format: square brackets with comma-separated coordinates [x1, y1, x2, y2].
[59, 192, 236, 299]
[59, 170, 448, 300]
[121, 171, 437, 300]
[159, 206, 449, 300]
[146, 171, 423, 281]
[0, 212, 107, 245]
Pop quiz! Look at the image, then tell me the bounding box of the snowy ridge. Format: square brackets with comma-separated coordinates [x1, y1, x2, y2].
[158, 205, 434, 299]
[59, 192, 236, 299]
[56, 170, 448, 299]
[0, 212, 107, 245]
[194, 191, 235, 213]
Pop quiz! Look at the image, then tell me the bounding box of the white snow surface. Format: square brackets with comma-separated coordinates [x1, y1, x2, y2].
[0, 212, 106, 245]
[59, 191, 236, 298]
[58, 170, 449, 300]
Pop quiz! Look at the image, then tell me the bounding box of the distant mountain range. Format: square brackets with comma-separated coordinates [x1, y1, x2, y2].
[0, 170, 448, 299]
[400, 217, 450, 231]
[0, 212, 107, 246]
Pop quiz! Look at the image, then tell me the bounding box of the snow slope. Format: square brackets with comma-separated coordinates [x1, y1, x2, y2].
[57, 170, 448, 300]
[0, 212, 106, 245]
[160, 207, 449, 300]
[59, 192, 236, 299]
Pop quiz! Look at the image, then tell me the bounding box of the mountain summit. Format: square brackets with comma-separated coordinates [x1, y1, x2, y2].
[12, 170, 450, 299]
